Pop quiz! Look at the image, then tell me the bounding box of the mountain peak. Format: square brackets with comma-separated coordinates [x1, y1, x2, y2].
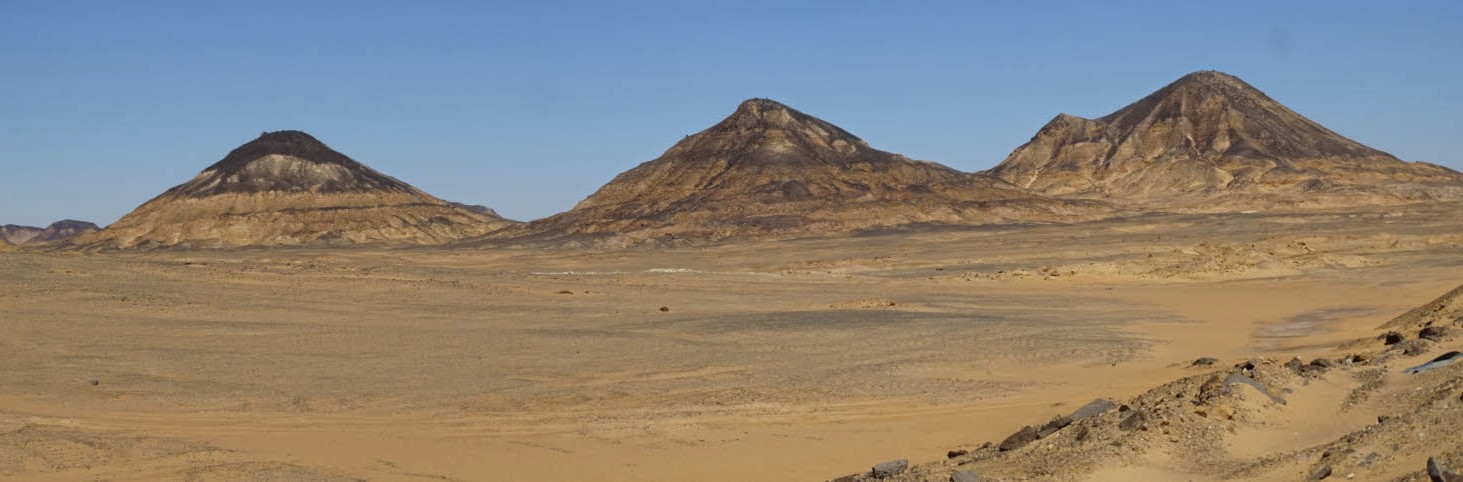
[205, 130, 357, 173]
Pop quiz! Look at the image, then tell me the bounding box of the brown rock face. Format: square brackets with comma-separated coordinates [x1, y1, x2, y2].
[988, 71, 1463, 207]
[492, 99, 1105, 245]
[69, 131, 514, 249]
[0, 220, 99, 246]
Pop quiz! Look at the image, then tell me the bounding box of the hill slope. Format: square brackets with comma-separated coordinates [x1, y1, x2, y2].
[988, 71, 1463, 207]
[489, 99, 1106, 246]
[69, 131, 514, 249]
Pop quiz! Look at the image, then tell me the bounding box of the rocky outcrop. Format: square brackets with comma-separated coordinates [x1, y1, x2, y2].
[988, 71, 1463, 208]
[486, 99, 1108, 246]
[67, 131, 514, 249]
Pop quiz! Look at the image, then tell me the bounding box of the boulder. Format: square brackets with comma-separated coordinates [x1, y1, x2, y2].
[998, 426, 1038, 452]
[950, 470, 981, 482]
[871, 459, 908, 479]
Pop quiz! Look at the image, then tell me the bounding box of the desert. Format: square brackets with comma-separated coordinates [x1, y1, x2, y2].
[4, 199, 1463, 480]
[4, 4, 1463, 481]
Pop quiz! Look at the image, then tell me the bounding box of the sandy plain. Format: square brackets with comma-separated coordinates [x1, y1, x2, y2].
[2, 202, 1461, 481]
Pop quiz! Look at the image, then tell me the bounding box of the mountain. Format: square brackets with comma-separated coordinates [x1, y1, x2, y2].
[988, 71, 1463, 207]
[68, 131, 514, 249]
[0, 220, 100, 246]
[486, 99, 1106, 246]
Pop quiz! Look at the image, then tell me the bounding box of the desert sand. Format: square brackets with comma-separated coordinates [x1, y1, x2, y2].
[3, 201, 1461, 481]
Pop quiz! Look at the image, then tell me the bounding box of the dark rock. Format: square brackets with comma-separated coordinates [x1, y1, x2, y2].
[1067, 398, 1118, 421]
[1430, 456, 1463, 482]
[1420, 326, 1450, 342]
[658, 306, 670, 312]
[1191, 357, 1218, 366]
[556, 290, 574, 294]
[1377, 415, 1393, 425]
[1235, 360, 1257, 370]
[1349, 353, 1370, 364]
[946, 449, 967, 459]
[1309, 465, 1332, 480]
[1383, 331, 1405, 345]
[831, 474, 863, 482]
[950, 470, 981, 482]
[1298, 363, 1328, 378]
[1118, 410, 1148, 431]
[998, 426, 1038, 452]
[1284, 357, 1304, 372]
[88, 380, 99, 386]
[1037, 416, 1070, 439]
[1074, 426, 1091, 442]
[1404, 351, 1463, 374]
[871, 459, 908, 479]
[1309, 358, 1336, 368]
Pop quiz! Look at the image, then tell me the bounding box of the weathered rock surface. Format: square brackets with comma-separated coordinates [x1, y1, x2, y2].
[988, 71, 1463, 209]
[484, 99, 1108, 246]
[66, 131, 514, 249]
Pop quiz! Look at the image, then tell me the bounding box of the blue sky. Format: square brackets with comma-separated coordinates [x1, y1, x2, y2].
[2, 1, 1460, 226]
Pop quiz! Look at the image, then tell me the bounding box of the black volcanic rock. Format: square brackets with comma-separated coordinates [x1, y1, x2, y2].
[988, 71, 1463, 206]
[168, 130, 417, 197]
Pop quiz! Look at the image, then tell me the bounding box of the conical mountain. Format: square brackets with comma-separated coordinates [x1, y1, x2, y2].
[70, 130, 515, 249]
[490, 99, 1105, 245]
[988, 71, 1463, 206]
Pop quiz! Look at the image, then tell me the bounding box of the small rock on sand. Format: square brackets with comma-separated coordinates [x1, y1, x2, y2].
[658, 306, 670, 312]
[1430, 456, 1463, 482]
[1191, 357, 1218, 366]
[946, 449, 967, 459]
[998, 426, 1038, 452]
[950, 470, 981, 482]
[1383, 331, 1405, 345]
[1118, 410, 1148, 431]
[871, 459, 908, 478]
[1420, 326, 1450, 342]
[1309, 465, 1332, 480]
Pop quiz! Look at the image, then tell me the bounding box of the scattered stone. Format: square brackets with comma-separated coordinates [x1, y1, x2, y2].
[950, 470, 981, 482]
[1377, 415, 1393, 425]
[946, 449, 967, 459]
[1118, 410, 1148, 431]
[658, 306, 670, 312]
[1310, 465, 1332, 480]
[998, 426, 1038, 452]
[1285, 357, 1305, 372]
[1192, 357, 1219, 366]
[871, 459, 908, 479]
[1396, 339, 1432, 356]
[1383, 331, 1405, 345]
[1420, 326, 1450, 342]
[1349, 353, 1371, 364]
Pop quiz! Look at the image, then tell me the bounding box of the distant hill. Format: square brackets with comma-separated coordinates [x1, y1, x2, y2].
[484, 99, 1107, 246]
[67, 130, 515, 249]
[0, 220, 99, 246]
[988, 71, 1463, 208]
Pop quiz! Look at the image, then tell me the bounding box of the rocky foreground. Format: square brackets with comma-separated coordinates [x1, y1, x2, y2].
[829, 284, 1463, 481]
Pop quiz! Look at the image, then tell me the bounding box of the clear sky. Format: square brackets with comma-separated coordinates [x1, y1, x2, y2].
[2, 1, 1460, 226]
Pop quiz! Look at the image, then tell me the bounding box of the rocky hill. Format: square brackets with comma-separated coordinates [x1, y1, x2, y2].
[487, 99, 1107, 246]
[67, 131, 514, 249]
[988, 71, 1463, 209]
